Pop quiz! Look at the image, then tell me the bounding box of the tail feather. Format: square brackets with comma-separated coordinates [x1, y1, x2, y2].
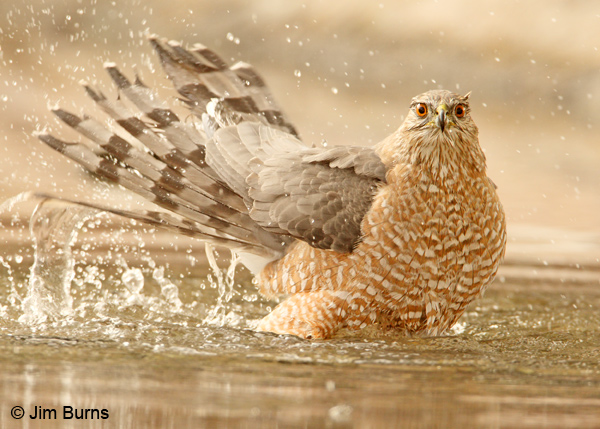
[54, 95, 244, 213]
[230, 61, 299, 137]
[82, 81, 248, 215]
[27, 193, 270, 255]
[49, 108, 246, 226]
[148, 36, 298, 136]
[37, 132, 275, 253]
[103, 64, 211, 161]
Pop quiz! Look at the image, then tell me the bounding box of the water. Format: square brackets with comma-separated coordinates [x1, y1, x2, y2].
[0, 196, 599, 428]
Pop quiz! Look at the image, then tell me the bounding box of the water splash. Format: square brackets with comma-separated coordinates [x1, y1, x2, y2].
[203, 242, 241, 326]
[19, 197, 98, 325]
[153, 266, 183, 311]
[0, 192, 247, 333]
[121, 267, 145, 306]
[0, 192, 36, 319]
[0, 255, 20, 312]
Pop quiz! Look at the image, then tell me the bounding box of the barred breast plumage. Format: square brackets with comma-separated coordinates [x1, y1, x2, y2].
[38, 36, 506, 339]
[258, 136, 506, 339]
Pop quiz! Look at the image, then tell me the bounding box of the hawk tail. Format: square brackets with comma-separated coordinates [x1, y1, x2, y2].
[36, 37, 297, 260]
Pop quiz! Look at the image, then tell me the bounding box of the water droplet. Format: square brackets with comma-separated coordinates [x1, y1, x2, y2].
[226, 32, 240, 45]
[122, 268, 144, 294]
[328, 404, 353, 422]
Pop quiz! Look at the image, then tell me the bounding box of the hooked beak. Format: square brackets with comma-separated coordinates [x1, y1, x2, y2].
[436, 105, 448, 133]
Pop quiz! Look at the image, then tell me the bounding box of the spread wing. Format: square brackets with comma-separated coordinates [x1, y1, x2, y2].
[203, 117, 388, 253]
[38, 35, 388, 257]
[247, 146, 387, 253]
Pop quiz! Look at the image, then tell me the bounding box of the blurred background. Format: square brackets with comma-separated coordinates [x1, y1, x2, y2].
[0, 0, 599, 258]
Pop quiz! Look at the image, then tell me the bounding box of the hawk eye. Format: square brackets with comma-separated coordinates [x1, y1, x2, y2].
[455, 104, 465, 118]
[416, 103, 428, 117]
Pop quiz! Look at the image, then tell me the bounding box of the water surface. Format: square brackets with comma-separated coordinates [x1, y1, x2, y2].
[0, 203, 598, 428]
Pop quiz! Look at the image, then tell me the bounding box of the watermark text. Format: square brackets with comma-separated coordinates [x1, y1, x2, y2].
[11, 405, 109, 420]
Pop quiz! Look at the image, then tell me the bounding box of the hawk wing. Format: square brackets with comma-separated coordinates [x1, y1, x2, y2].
[146, 37, 389, 253]
[248, 146, 387, 253]
[38, 35, 388, 257]
[209, 122, 388, 253]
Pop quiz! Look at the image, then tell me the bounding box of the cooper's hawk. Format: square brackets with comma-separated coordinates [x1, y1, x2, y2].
[38, 36, 507, 339]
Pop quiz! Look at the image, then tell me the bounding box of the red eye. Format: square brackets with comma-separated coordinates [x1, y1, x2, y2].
[416, 103, 428, 117]
[455, 104, 465, 118]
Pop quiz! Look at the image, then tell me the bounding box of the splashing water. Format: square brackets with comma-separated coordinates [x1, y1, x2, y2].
[153, 266, 183, 311]
[122, 267, 144, 295]
[121, 267, 146, 306]
[0, 192, 248, 334]
[19, 197, 98, 325]
[203, 242, 242, 327]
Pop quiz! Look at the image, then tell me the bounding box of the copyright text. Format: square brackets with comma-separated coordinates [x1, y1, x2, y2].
[11, 405, 109, 420]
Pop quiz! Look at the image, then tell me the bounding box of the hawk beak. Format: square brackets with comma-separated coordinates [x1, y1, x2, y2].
[436, 105, 448, 133]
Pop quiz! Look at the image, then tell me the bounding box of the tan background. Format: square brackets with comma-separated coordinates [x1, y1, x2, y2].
[1, 0, 599, 257]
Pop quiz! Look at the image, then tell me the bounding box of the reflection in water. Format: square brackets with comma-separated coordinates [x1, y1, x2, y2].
[1, 341, 599, 428]
[0, 195, 598, 427]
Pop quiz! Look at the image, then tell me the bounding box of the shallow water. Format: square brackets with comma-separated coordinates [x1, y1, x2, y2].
[0, 202, 598, 428]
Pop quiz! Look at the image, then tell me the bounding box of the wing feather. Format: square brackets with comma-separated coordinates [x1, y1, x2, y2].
[39, 36, 388, 258]
[246, 146, 387, 253]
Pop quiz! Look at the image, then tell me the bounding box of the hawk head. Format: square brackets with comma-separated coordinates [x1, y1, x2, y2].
[377, 89, 487, 179]
[407, 90, 472, 135]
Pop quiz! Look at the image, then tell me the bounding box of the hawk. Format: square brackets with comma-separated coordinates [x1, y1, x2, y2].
[38, 36, 507, 339]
